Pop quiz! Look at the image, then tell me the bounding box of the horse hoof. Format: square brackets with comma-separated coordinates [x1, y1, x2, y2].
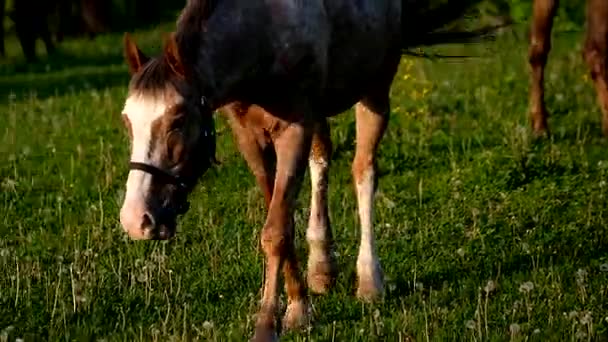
[356, 268, 384, 302]
[251, 326, 278, 342]
[282, 300, 311, 332]
[530, 110, 549, 137]
[307, 256, 337, 295]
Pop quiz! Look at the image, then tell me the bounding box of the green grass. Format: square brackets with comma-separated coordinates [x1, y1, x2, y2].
[1, 25, 608, 341]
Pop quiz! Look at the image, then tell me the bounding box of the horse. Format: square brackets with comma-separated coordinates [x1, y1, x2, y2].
[118, 0, 491, 340]
[528, 0, 608, 135]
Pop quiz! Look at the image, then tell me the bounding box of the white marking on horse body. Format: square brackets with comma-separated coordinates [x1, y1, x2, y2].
[355, 167, 383, 293]
[119, 93, 183, 233]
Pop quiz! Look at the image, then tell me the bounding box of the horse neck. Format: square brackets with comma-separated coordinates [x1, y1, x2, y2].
[177, 1, 270, 110]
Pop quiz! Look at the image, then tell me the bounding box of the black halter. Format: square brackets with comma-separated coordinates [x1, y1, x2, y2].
[128, 161, 191, 215]
[129, 162, 189, 191]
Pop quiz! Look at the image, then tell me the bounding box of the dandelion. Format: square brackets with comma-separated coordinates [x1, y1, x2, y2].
[456, 248, 465, 257]
[484, 280, 496, 294]
[509, 323, 521, 336]
[576, 268, 588, 286]
[575, 330, 587, 340]
[465, 320, 476, 330]
[1, 179, 17, 191]
[519, 281, 534, 294]
[599, 263, 608, 272]
[580, 311, 592, 325]
[202, 321, 214, 330]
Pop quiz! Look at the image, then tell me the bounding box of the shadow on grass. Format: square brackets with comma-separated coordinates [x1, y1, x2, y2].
[0, 62, 129, 103]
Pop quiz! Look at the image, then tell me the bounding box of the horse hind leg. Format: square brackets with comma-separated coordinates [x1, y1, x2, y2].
[583, 0, 608, 135]
[306, 119, 337, 295]
[528, 0, 558, 135]
[352, 95, 389, 302]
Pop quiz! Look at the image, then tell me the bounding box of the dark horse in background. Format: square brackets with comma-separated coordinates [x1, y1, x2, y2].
[118, 0, 494, 340]
[0, 0, 108, 61]
[528, 0, 608, 135]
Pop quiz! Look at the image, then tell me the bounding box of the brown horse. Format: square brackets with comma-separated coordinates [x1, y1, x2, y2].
[528, 0, 608, 135]
[118, 0, 491, 340]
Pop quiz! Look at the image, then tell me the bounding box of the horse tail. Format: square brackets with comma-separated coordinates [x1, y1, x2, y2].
[400, 0, 510, 57]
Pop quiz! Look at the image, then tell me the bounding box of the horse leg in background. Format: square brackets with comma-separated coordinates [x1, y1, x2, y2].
[14, 0, 38, 62]
[38, 12, 56, 56]
[352, 95, 390, 301]
[0, 0, 6, 57]
[528, 0, 559, 135]
[583, 0, 608, 135]
[306, 119, 337, 295]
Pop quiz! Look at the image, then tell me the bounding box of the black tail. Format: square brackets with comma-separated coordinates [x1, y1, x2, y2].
[401, 0, 510, 57]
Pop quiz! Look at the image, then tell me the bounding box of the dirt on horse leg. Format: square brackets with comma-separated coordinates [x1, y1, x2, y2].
[254, 122, 311, 341]
[528, 0, 558, 135]
[306, 119, 337, 295]
[583, 0, 608, 135]
[352, 97, 389, 302]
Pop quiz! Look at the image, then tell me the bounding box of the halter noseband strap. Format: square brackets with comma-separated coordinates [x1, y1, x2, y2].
[129, 162, 189, 191]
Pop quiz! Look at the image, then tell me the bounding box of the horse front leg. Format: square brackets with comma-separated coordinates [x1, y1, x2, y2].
[306, 119, 337, 295]
[528, 0, 558, 135]
[352, 96, 389, 302]
[254, 121, 312, 341]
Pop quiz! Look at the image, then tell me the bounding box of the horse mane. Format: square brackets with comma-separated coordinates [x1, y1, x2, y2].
[175, 0, 220, 65]
[176, 0, 219, 34]
[129, 0, 220, 95]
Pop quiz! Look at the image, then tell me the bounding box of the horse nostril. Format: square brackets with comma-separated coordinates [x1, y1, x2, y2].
[141, 212, 155, 229]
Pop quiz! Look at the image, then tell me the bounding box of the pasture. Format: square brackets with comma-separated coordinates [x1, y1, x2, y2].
[1, 22, 608, 341]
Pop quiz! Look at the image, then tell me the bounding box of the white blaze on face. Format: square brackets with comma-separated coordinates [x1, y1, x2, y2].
[119, 92, 183, 236]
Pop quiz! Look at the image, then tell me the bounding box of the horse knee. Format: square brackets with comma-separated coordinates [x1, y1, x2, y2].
[528, 40, 550, 67]
[583, 44, 606, 81]
[260, 220, 290, 257]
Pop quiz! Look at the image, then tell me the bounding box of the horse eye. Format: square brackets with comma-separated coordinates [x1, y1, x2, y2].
[166, 131, 185, 164]
[171, 115, 186, 130]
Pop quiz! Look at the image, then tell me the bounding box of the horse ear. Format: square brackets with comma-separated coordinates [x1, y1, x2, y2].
[164, 32, 185, 77]
[123, 33, 149, 75]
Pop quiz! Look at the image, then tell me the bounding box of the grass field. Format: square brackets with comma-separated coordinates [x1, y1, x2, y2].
[1, 22, 608, 341]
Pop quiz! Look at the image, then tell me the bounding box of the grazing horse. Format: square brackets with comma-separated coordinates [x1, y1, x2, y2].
[119, 0, 489, 340]
[528, 0, 608, 135]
